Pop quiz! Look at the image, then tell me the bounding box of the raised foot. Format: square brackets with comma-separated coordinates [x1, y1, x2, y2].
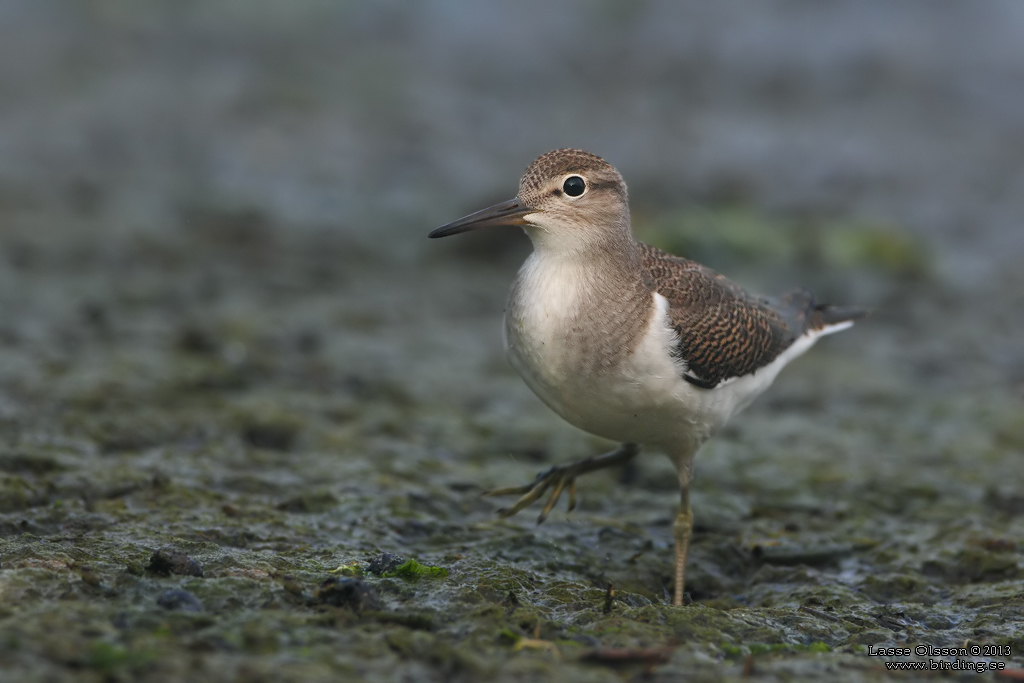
[483, 462, 581, 524]
[482, 443, 640, 524]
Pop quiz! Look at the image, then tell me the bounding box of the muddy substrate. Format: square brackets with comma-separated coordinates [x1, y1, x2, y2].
[0, 217, 1021, 683]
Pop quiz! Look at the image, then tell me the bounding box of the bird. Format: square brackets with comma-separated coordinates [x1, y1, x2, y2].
[429, 149, 866, 606]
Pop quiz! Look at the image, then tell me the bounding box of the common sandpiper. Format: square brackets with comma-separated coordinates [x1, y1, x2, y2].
[429, 149, 866, 606]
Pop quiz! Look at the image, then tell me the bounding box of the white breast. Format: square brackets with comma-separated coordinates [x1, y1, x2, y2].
[503, 252, 583, 393]
[504, 255, 691, 447]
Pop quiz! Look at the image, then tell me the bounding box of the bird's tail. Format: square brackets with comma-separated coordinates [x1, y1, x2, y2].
[809, 304, 870, 335]
[775, 288, 869, 336]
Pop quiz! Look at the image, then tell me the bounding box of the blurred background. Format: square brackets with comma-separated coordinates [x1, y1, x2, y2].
[6, 0, 1024, 258]
[1, 2, 1024, 679]
[2, 0, 1023, 395]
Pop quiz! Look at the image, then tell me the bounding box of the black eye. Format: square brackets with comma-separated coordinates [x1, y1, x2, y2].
[562, 176, 586, 197]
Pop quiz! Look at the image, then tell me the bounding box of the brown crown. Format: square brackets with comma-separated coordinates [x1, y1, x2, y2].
[519, 149, 615, 197]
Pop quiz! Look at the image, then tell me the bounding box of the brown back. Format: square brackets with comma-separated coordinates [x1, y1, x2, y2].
[640, 244, 851, 388]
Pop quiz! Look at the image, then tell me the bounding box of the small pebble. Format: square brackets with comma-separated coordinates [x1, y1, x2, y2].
[157, 589, 204, 612]
[315, 578, 380, 612]
[368, 553, 405, 575]
[147, 548, 204, 577]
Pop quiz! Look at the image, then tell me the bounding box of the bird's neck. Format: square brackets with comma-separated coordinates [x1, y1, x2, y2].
[508, 227, 655, 378]
[517, 226, 651, 315]
[522, 223, 645, 284]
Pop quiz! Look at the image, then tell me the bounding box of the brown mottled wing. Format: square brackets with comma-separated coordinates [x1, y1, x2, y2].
[640, 244, 809, 389]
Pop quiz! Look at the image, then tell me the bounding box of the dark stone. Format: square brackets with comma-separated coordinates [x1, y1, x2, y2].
[315, 578, 380, 612]
[176, 325, 219, 355]
[241, 421, 298, 451]
[367, 553, 405, 576]
[157, 589, 204, 612]
[276, 490, 338, 513]
[147, 548, 204, 577]
[921, 549, 1021, 584]
[294, 329, 322, 354]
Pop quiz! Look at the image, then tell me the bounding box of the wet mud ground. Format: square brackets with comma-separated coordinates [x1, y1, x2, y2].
[0, 209, 1022, 682]
[3, 2, 1024, 681]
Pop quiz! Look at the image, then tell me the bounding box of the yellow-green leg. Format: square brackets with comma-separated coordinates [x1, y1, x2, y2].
[673, 459, 694, 607]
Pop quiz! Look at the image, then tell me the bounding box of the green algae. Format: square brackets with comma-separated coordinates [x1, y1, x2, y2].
[381, 559, 450, 580]
[720, 641, 831, 659]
